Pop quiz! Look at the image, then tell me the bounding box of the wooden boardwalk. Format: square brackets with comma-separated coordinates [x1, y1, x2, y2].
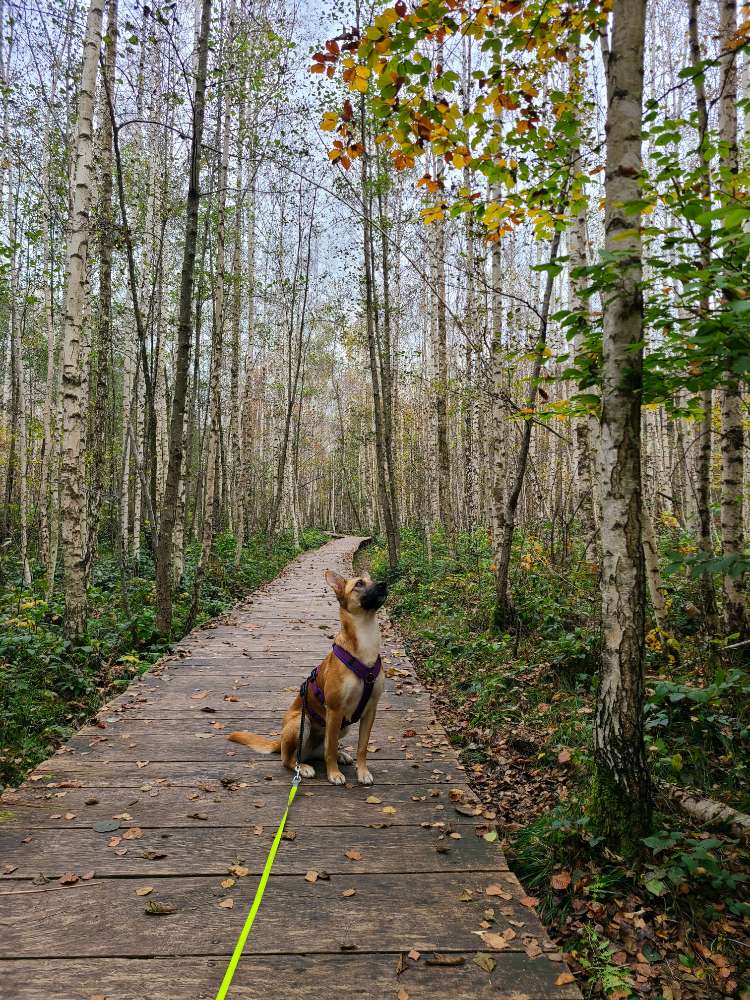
[1, 537, 578, 999]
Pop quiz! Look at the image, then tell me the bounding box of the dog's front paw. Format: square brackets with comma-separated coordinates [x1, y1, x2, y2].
[337, 747, 354, 765]
[357, 768, 374, 786]
[298, 764, 316, 778]
[327, 769, 346, 786]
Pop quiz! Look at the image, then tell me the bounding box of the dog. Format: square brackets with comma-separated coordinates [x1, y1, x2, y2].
[228, 569, 388, 786]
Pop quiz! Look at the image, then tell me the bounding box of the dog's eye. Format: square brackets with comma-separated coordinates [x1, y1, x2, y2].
[354, 580, 365, 589]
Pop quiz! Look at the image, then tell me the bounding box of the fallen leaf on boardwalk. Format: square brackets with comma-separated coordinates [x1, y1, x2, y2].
[397, 990, 410, 1000]
[188, 812, 208, 820]
[253, 825, 264, 836]
[483, 830, 498, 843]
[480, 932, 510, 950]
[305, 870, 319, 883]
[473, 953, 496, 973]
[556, 972, 576, 986]
[218, 898, 234, 909]
[454, 803, 482, 816]
[224, 695, 239, 702]
[108, 837, 121, 848]
[81, 871, 95, 881]
[142, 850, 166, 860]
[191, 690, 209, 700]
[525, 939, 542, 958]
[59, 872, 79, 885]
[550, 872, 571, 891]
[122, 827, 143, 840]
[383, 806, 397, 815]
[557, 749, 572, 764]
[112, 813, 132, 821]
[64, 812, 76, 820]
[485, 884, 511, 899]
[520, 895, 539, 908]
[459, 889, 474, 901]
[402, 729, 417, 737]
[3, 864, 17, 874]
[145, 900, 176, 916]
[345, 849, 362, 861]
[342, 888, 356, 897]
[281, 830, 296, 841]
[229, 865, 250, 877]
[136, 761, 149, 769]
[221, 879, 236, 889]
[407, 949, 420, 961]
[395, 953, 408, 975]
[449, 788, 464, 801]
[135, 886, 153, 896]
[426, 954, 465, 966]
[366, 795, 382, 804]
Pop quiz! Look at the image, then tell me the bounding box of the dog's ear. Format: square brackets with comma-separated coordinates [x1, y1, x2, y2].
[325, 569, 347, 599]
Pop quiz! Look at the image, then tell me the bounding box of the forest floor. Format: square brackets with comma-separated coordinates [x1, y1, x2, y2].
[0, 528, 327, 790]
[359, 530, 750, 1000]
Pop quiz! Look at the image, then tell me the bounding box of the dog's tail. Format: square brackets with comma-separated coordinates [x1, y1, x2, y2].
[227, 731, 282, 754]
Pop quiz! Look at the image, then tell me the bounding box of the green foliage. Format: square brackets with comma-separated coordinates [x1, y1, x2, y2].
[641, 829, 747, 914]
[0, 529, 326, 789]
[572, 926, 636, 998]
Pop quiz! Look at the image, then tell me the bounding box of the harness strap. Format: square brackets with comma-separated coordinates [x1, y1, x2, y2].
[332, 643, 382, 725]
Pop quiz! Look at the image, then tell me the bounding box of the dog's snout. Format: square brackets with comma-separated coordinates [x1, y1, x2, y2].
[361, 580, 388, 611]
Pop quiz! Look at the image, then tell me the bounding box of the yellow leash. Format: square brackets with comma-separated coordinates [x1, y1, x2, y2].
[214, 772, 300, 999]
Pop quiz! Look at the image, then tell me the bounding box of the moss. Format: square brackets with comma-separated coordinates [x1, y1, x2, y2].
[589, 764, 652, 856]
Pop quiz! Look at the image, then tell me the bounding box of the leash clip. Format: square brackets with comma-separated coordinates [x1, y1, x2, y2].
[292, 763, 302, 786]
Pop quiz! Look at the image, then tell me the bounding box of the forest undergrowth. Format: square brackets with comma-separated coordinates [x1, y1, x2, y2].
[362, 530, 750, 1000]
[0, 528, 326, 790]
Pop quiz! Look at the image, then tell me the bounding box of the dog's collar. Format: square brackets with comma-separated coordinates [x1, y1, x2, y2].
[332, 643, 382, 684]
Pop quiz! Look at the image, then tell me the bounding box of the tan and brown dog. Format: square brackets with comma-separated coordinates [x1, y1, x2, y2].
[228, 569, 387, 785]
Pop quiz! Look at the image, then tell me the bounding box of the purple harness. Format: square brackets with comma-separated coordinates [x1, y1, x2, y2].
[302, 644, 382, 728]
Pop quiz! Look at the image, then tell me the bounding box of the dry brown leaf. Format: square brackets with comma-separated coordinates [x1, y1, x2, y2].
[525, 939, 542, 959]
[218, 898, 234, 909]
[135, 886, 153, 897]
[520, 895, 539, 908]
[59, 872, 79, 885]
[365, 795, 382, 804]
[383, 806, 397, 815]
[485, 884, 510, 899]
[221, 878, 236, 889]
[556, 971, 576, 986]
[480, 932, 510, 950]
[342, 888, 356, 897]
[407, 949, 421, 961]
[304, 870, 319, 883]
[550, 872, 572, 891]
[122, 827, 143, 840]
[397, 990, 410, 1000]
[229, 865, 250, 877]
[145, 900, 177, 916]
[426, 954, 465, 966]
[345, 849, 363, 861]
[191, 690, 209, 700]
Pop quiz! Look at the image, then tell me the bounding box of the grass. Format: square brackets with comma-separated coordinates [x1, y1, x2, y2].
[0, 527, 327, 789]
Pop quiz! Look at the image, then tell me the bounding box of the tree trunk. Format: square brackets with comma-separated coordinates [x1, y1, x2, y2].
[154, 0, 212, 636]
[717, 0, 747, 637]
[590, 0, 652, 850]
[59, 0, 105, 638]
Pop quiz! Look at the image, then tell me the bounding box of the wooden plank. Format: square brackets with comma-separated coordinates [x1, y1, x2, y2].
[0, 822, 506, 877]
[28, 759, 467, 785]
[0, 872, 552, 958]
[1, 954, 579, 999]
[0, 783, 485, 830]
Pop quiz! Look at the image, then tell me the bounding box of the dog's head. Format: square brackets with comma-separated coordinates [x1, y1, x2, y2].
[325, 570, 388, 614]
